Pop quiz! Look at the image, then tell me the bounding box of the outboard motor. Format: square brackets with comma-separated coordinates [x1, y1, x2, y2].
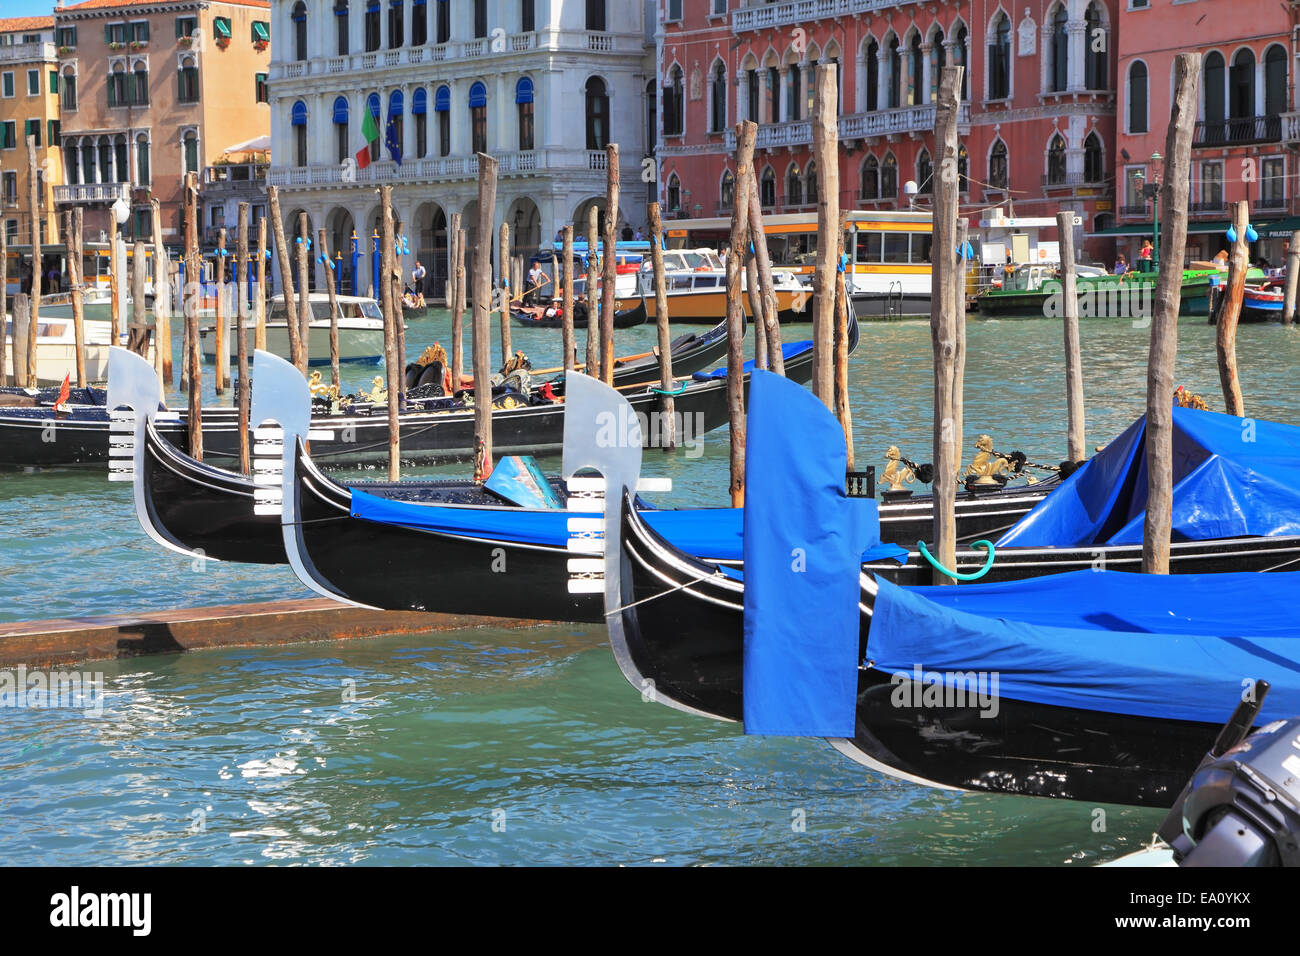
[1171, 717, 1300, 866]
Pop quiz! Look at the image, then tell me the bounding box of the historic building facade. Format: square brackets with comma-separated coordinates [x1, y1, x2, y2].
[1113, 4, 1299, 265]
[657, 0, 1119, 261]
[266, 0, 656, 299]
[52, 0, 271, 244]
[0, 16, 63, 247]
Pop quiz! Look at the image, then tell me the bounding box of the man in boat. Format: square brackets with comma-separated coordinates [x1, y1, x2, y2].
[525, 261, 545, 306]
[410, 262, 427, 308]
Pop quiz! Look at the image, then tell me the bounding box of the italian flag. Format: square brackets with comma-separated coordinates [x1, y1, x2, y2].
[355, 108, 379, 169]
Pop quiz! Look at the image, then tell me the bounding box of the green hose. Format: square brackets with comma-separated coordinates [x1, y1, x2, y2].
[917, 539, 996, 581]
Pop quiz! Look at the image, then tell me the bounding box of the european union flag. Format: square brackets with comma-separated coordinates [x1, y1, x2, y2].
[385, 117, 402, 167]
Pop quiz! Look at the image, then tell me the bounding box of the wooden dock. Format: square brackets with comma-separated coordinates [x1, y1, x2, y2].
[0, 599, 543, 670]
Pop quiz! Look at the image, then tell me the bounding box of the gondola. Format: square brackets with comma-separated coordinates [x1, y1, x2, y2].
[592, 370, 1300, 808]
[512, 293, 647, 330]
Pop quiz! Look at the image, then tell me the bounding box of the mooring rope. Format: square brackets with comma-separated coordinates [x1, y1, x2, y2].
[606, 570, 735, 614]
[917, 539, 996, 581]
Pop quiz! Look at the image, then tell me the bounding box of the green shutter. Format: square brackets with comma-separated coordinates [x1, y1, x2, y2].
[50, 71, 58, 94]
[253, 21, 269, 41]
[136, 21, 149, 42]
[48, 119, 58, 144]
[215, 17, 231, 38]
[105, 24, 112, 43]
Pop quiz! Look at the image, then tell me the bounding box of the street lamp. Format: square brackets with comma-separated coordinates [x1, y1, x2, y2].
[1134, 151, 1163, 271]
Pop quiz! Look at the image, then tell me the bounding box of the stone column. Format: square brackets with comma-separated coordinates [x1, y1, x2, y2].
[920, 43, 933, 103]
[1066, 20, 1087, 91]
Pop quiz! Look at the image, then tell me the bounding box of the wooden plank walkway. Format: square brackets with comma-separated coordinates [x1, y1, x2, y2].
[0, 599, 543, 669]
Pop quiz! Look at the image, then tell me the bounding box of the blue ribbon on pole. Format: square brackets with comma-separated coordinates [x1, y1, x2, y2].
[214, 247, 227, 258]
[837, 253, 848, 273]
[317, 253, 336, 271]
[296, 236, 312, 251]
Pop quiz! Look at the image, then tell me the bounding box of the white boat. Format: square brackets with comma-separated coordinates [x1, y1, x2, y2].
[200, 294, 388, 366]
[4, 312, 152, 385]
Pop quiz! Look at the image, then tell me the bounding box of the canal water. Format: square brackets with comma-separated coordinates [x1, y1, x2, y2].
[2, 311, 1298, 865]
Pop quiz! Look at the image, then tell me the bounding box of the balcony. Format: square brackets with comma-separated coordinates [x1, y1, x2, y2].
[1283, 111, 1300, 143]
[0, 41, 56, 64]
[734, 0, 920, 32]
[1192, 115, 1281, 147]
[53, 182, 132, 204]
[1189, 199, 1226, 215]
[1256, 193, 1286, 211]
[1041, 171, 1106, 188]
[726, 103, 971, 151]
[267, 149, 608, 189]
[1119, 203, 1149, 217]
[269, 32, 637, 81]
[203, 162, 268, 186]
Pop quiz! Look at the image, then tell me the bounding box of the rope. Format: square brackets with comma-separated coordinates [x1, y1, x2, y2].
[606, 569, 733, 614]
[917, 539, 995, 581]
[651, 382, 687, 396]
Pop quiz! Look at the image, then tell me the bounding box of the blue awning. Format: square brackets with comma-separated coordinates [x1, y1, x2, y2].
[469, 81, 487, 108]
[290, 101, 307, 126]
[332, 96, 349, 124]
[388, 89, 403, 117]
[411, 87, 427, 115]
[515, 76, 534, 104]
[434, 85, 450, 112]
[366, 92, 380, 118]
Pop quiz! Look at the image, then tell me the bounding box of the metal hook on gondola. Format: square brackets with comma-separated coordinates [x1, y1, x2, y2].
[918, 539, 996, 582]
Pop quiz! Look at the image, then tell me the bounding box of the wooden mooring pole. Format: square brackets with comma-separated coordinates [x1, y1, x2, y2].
[130, 240, 149, 358]
[65, 209, 87, 387]
[267, 186, 300, 368]
[1056, 211, 1086, 463]
[561, 224, 576, 371]
[498, 221, 512, 365]
[150, 200, 172, 387]
[213, 228, 228, 392]
[585, 205, 600, 374]
[295, 212, 311, 375]
[255, 217, 268, 353]
[379, 185, 400, 480]
[449, 213, 464, 387]
[1143, 52, 1200, 575]
[25, 135, 42, 383]
[648, 202, 675, 450]
[1283, 230, 1300, 327]
[726, 120, 756, 507]
[929, 66, 964, 584]
[317, 226, 342, 391]
[473, 154, 499, 480]
[1216, 200, 1248, 416]
[183, 171, 203, 461]
[0, 227, 7, 386]
[600, 144, 620, 384]
[810, 64, 838, 409]
[236, 204, 251, 475]
[834, 212, 854, 468]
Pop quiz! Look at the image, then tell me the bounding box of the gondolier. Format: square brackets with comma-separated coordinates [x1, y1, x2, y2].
[525, 261, 545, 306]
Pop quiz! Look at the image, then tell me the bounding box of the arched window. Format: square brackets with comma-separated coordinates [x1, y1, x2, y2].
[177, 55, 198, 103]
[954, 26, 968, 100]
[1049, 5, 1068, 92]
[435, 84, 450, 156]
[1084, 132, 1103, 183]
[786, 163, 803, 206]
[291, 100, 308, 166]
[710, 61, 726, 133]
[388, 89, 404, 160]
[515, 78, 534, 151]
[61, 65, 77, 110]
[364, 1, 380, 51]
[929, 29, 945, 103]
[292, 1, 307, 62]
[989, 139, 1008, 188]
[1204, 51, 1226, 125]
[413, 87, 428, 158]
[746, 66, 759, 123]
[887, 36, 901, 108]
[335, 0, 350, 56]
[990, 13, 1011, 99]
[909, 32, 923, 105]
[767, 64, 781, 122]
[865, 39, 879, 111]
[957, 144, 968, 192]
[333, 96, 350, 162]
[1265, 44, 1287, 117]
[861, 155, 879, 200]
[388, 0, 403, 49]
[469, 81, 487, 154]
[1230, 49, 1254, 121]
[108, 62, 127, 108]
[788, 63, 802, 121]
[805, 161, 818, 204]
[80, 139, 94, 185]
[1084, 4, 1106, 90]
[916, 148, 932, 194]
[664, 65, 684, 136]
[132, 62, 149, 106]
[720, 170, 735, 211]
[436, 0, 450, 43]
[646, 80, 657, 151]
[136, 133, 151, 185]
[586, 77, 609, 150]
[667, 173, 681, 213]
[183, 129, 199, 174]
[114, 134, 128, 182]
[1046, 133, 1067, 185]
[1128, 61, 1148, 133]
[760, 166, 776, 207]
[881, 153, 898, 197]
[366, 92, 381, 162]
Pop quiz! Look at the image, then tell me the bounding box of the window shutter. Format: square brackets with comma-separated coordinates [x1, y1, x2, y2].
[136, 21, 149, 42]
[50, 71, 58, 94]
[105, 24, 112, 42]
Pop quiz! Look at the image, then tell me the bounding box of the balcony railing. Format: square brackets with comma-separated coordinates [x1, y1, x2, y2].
[53, 182, 132, 204]
[1190, 199, 1225, 214]
[268, 149, 607, 188]
[0, 41, 56, 63]
[1119, 203, 1148, 217]
[1283, 111, 1300, 143]
[268, 32, 635, 81]
[1041, 171, 1106, 187]
[727, 103, 971, 151]
[1192, 115, 1281, 147]
[734, 0, 921, 32]
[1256, 193, 1286, 210]
[203, 163, 269, 186]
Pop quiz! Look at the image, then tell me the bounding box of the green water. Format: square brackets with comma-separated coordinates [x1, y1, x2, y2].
[2, 311, 1298, 865]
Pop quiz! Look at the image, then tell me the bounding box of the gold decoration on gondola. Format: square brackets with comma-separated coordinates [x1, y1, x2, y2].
[966, 434, 1011, 486]
[882, 446, 917, 492]
[308, 370, 339, 401]
[367, 375, 388, 405]
[417, 342, 449, 368]
[1175, 385, 1209, 410]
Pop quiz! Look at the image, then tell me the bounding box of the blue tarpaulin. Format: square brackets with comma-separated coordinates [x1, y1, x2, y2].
[350, 489, 906, 565]
[868, 570, 1300, 724]
[692, 341, 812, 380]
[997, 406, 1300, 547]
[742, 370, 879, 737]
